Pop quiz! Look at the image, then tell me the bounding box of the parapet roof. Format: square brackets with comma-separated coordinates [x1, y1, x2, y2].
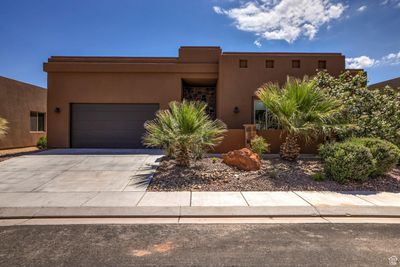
[47, 46, 343, 63]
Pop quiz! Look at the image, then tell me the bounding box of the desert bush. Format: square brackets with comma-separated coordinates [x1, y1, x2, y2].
[314, 71, 400, 147]
[143, 100, 226, 167]
[319, 141, 375, 183]
[250, 135, 270, 157]
[37, 136, 47, 149]
[348, 138, 400, 176]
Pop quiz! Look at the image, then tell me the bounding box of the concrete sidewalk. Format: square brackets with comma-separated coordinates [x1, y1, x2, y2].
[0, 191, 400, 219]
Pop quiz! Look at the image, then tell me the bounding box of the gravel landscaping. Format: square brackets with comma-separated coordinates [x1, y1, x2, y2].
[148, 156, 400, 192]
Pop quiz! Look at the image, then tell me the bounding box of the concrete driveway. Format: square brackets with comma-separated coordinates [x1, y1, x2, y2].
[0, 149, 163, 193]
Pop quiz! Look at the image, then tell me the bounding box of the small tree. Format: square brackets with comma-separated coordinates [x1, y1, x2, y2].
[256, 77, 342, 160]
[0, 117, 8, 139]
[143, 100, 226, 167]
[314, 71, 400, 147]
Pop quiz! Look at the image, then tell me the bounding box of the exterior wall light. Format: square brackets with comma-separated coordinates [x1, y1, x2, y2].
[54, 107, 61, 113]
[233, 106, 240, 114]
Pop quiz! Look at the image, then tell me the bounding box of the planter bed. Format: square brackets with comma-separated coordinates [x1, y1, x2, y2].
[148, 156, 400, 192]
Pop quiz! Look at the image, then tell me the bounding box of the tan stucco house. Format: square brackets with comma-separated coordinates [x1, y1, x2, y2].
[0, 76, 47, 149]
[44, 46, 350, 153]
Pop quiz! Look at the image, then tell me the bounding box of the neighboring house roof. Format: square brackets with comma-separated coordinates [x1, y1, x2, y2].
[369, 77, 400, 90]
[0, 76, 46, 91]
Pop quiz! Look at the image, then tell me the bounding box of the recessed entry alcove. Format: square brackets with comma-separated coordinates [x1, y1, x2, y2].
[182, 79, 217, 119]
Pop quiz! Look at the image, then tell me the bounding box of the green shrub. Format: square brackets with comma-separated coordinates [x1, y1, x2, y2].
[348, 138, 400, 176]
[319, 142, 375, 183]
[37, 136, 47, 149]
[314, 71, 400, 147]
[267, 169, 278, 179]
[311, 171, 325, 182]
[250, 135, 270, 157]
[143, 100, 226, 167]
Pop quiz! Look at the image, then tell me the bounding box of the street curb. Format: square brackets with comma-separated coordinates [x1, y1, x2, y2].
[316, 206, 400, 217]
[1, 206, 400, 219]
[180, 206, 319, 217]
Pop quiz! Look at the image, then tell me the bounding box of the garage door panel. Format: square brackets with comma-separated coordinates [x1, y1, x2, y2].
[73, 130, 143, 137]
[74, 110, 156, 119]
[71, 104, 159, 148]
[73, 111, 156, 121]
[72, 121, 145, 130]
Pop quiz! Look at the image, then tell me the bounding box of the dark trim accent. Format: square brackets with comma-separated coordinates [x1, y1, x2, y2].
[239, 59, 248, 68]
[292, 59, 301, 68]
[265, 60, 274, 68]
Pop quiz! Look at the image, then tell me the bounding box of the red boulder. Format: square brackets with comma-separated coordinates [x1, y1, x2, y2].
[222, 148, 261, 171]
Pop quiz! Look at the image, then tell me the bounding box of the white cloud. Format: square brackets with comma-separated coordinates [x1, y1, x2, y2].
[380, 51, 400, 65]
[346, 51, 400, 69]
[213, 6, 225, 14]
[213, 0, 346, 43]
[254, 40, 262, 47]
[382, 0, 400, 7]
[346, 56, 375, 69]
[357, 5, 367, 12]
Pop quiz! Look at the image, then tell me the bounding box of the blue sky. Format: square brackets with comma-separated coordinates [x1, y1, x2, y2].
[0, 0, 399, 87]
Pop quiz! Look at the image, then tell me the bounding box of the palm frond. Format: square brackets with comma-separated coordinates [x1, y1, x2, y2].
[256, 77, 342, 139]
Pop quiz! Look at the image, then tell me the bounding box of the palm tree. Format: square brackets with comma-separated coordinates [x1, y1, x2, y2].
[0, 117, 8, 139]
[143, 100, 226, 167]
[256, 77, 341, 160]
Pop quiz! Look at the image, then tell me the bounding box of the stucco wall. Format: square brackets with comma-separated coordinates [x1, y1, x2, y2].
[258, 130, 322, 154]
[214, 129, 245, 153]
[46, 68, 218, 148]
[45, 47, 346, 151]
[0, 77, 47, 149]
[214, 129, 322, 154]
[217, 53, 345, 128]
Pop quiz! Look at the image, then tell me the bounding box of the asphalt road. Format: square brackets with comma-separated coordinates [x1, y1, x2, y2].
[0, 223, 399, 266]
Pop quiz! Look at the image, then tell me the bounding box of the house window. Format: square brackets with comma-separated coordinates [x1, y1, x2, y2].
[265, 60, 274, 68]
[292, 60, 301, 68]
[30, 112, 45, 132]
[254, 100, 280, 130]
[239, 59, 248, 68]
[318, 60, 327, 69]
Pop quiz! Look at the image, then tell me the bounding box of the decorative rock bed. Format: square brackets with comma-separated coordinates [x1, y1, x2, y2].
[148, 156, 400, 192]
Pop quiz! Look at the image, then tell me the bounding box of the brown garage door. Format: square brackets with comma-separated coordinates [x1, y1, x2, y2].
[71, 104, 159, 148]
